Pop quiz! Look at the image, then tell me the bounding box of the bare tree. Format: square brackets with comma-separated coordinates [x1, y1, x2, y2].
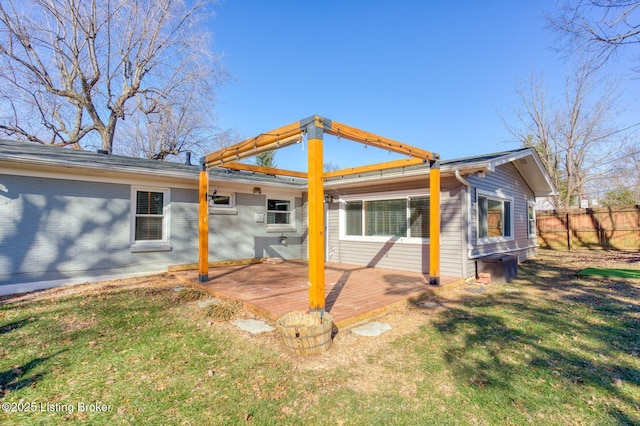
[506, 73, 563, 207]
[608, 142, 640, 204]
[506, 65, 624, 209]
[116, 91, 226, 161]
[0, 0, 225, 156]
[550, 1, 640, 70]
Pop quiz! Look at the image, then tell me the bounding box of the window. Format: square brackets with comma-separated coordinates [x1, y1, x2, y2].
[527, 200, 537, 238]
[267, 199, 292, 225]
[477, 191, 513, 242]
[135, 190, 164, 240]
[131, 187, 170, 250]
[409, 197, 430, 238]
[210, 193, 234, 208]
[345, 201, 363, 236]
[342, 195, 429, 241]
[366, 199, 407, 237]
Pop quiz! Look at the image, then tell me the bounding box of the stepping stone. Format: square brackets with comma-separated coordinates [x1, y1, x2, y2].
[351, 321, 392, 337]
[504, 288, 520, 293]
[172, 287, 186, 292]
[422, 301, 441, 308]
[464, 287, 485, 294]
[231, 319, 274, 334]
[198, 299, 222, 308]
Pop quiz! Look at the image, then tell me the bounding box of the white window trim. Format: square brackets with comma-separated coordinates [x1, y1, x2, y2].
[210, 192, 238, 215]
[130, 186, 171, 252]
[476, 189, 514, 245]
[339, 191, 430, 244]
[210, 192, 235, 208]
[266, 195, 296, 233]
[527, 199, 537, 238]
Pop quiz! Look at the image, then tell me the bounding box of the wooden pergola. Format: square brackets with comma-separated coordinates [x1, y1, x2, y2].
[198, 115, 441, 313]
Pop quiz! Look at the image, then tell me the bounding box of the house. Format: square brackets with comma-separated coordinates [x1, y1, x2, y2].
[323, 148, 556, 280]
[0, 138, 555, 295]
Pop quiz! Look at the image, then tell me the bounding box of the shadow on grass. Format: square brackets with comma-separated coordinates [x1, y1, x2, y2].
[0, 350, 66, 398]
[419, 253, 640, 421]
[0, 318, 30, 334]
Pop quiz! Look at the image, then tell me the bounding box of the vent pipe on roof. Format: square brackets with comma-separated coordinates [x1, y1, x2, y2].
[185, 151, 192, 166]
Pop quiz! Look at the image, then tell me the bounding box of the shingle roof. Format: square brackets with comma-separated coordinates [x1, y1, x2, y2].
[0, 138, 198, 170]
[441, 148, 530, 167]
[0, 139, 306, 186]
[0, 140, 554, 195]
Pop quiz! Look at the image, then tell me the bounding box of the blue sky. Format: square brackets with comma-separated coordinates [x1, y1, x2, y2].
[210, 1, 638, 171]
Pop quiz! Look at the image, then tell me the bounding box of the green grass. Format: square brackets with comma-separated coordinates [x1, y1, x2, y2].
[1, 252, 639, 425]
[578, 267, 640, 279]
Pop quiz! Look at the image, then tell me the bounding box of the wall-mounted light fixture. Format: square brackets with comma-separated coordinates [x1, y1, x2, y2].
[253, 187, 262, 194]
[324, 194, 334, 203]
[206, 189, 217, 202]
[279, 234, 288, 246]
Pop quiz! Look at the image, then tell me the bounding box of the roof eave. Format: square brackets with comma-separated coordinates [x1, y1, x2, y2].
[1, 155, 306, 189]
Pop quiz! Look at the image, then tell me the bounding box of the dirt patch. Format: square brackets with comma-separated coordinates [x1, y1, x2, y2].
[0, 274, 178, 305]
[57, 314, 98, 333]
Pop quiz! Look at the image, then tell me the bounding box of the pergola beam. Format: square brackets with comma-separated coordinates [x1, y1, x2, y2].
[322, 118, 436, 162]
[219, 162, 308, 179]
[323, 157, 426, 179]
[197, 114, 442, 312]
[203, 121, 303, 167]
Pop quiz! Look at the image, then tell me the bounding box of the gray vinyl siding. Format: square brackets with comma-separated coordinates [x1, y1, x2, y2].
[328, 176, 464, 277]
[466, 162, 538, 275]
[209, 193, 304, 260]
[0, 173, 304, 288]
[326, 200, 339, 262]
[1, 174, 133, 285]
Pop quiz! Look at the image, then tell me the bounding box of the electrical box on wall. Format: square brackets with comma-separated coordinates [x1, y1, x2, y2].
[255, 213, 265, 223]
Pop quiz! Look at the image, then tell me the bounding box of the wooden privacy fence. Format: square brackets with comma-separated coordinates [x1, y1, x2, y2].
[536, 206, 640, 250]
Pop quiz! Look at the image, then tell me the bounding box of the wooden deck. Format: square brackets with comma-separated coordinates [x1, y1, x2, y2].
[172, 260, 465, 328]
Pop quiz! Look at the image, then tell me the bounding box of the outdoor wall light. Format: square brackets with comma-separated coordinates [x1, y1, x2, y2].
[206, 189, 218, 204]
[280, 234, 288, 246]
[324, 194, 334, 203]
[253, 187, 262, 194]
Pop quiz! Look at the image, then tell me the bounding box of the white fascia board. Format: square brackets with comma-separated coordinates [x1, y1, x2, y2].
[1, 156, 305, 191]
[486, 150, 533, 168]
[440, 162, 493, 174]
[324, 167, 431, 189]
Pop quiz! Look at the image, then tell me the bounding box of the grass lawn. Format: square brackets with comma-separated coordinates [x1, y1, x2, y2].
[1, 249, 639, 425]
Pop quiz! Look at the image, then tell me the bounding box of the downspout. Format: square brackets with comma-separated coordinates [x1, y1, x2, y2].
[455, 170, 473, 260]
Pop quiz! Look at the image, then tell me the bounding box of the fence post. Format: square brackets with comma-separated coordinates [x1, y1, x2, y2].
[566, 212, 571, 251]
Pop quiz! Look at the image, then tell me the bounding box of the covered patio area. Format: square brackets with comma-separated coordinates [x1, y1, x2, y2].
[172, 261, 464, 328]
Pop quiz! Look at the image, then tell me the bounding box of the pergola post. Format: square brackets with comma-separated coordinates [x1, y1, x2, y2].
[429, 159, 441, 285]
[198, 165, 209, 282]
[307, 121, 325, 313]
[199, 115, 440, 301]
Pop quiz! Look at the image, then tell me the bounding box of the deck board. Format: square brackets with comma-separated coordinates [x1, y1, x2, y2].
[172, 260, 465, 328]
